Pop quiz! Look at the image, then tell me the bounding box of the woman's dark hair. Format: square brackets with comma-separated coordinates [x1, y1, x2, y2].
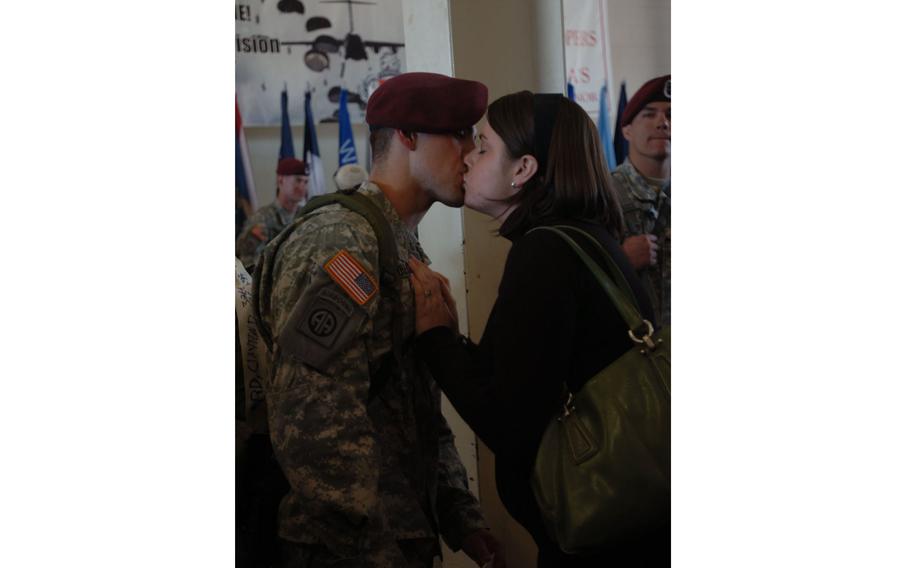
[487, 91, 624, 240]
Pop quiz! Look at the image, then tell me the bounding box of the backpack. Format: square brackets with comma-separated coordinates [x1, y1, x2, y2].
[235, 189, 404, 566]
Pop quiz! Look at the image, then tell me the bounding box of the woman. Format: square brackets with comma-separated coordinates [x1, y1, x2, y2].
[408, 91, 669, 567]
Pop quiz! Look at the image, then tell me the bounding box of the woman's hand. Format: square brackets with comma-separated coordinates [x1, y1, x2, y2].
[408, 257, 459, 334]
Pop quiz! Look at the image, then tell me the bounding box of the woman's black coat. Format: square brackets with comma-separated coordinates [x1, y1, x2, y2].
[416, 213, 668, 566]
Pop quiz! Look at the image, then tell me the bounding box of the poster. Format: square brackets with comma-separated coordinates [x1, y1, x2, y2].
[236, 0, 407, 126]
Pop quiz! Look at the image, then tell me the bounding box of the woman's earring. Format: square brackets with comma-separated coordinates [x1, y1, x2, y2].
[510, 181, 519, 189]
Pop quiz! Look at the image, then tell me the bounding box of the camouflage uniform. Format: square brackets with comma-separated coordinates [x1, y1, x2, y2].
[236, 201, 298, 270]
[612, 159, 671, 327]
[253, 183, 487, 567]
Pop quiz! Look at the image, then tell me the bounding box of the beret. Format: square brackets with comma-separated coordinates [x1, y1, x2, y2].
[366, 72, 488, 134]
[621, 74, 670, 127]
[276, 158, 309, 176]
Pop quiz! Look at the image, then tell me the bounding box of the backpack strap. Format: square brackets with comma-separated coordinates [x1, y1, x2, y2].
[253, 190, 405, 401]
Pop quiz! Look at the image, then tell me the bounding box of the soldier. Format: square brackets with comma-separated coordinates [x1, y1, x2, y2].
[614, 74, 671, 327]
[252, 73, 502, 568]
[236, 157, 309, 270]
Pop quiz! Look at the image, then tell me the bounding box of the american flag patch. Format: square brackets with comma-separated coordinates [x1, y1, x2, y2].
[323, 249, 378, 305]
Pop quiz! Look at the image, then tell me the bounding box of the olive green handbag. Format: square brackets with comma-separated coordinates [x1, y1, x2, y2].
[529, 225, 670, 554]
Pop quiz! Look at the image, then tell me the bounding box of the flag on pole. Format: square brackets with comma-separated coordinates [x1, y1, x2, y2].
[236, 96, 257, 237]
[279, 88, 295, 161]
[567, 82, 576, 101]
[303, 91, 327, 197]
[613, 81, 629, 166]
[337, 89, 358, 166]
[598, 84, 617, 171]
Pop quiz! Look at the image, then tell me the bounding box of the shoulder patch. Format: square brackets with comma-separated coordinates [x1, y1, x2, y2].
[323, 249, 378, 306]
[277, 286, 367, 373]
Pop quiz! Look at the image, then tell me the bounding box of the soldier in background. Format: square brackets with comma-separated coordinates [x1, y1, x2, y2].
[614, 74, 671, 327]
[252, 73, 502, 568]
[236, 158, 309, 270]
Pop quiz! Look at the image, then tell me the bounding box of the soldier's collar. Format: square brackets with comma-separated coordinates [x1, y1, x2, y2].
[276, 203, 297, 223]
[359, 182, 411, 236]
[618, 161, 668, 202]
[643, 174, 669, 188]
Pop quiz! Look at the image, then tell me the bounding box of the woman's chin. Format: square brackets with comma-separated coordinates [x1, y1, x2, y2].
[464, 200, 491, 217]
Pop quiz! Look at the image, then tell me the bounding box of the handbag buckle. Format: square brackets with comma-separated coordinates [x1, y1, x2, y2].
[628, 319, 658, 350]
[559, 392, 576, 421]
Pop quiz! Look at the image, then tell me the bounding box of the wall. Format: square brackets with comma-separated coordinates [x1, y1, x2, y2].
[607, 0, 671, 109]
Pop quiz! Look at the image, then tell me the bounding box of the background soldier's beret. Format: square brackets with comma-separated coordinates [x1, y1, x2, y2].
[366, 72, 489, 133]
[621, 74, 671, 127]
[276, 158, 309, 176]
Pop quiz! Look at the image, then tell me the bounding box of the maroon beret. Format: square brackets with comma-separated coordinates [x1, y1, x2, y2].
[621, 74, 670, 127]
[366, 72, 488, 134]
[276, 158, 308, 176]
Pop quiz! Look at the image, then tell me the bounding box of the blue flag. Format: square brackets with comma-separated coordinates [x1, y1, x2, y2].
[598, 84, 617, 171]
[279, 88, 295, 160]
[236, 97, 257, 237]
[567, 82, 576, 102]
[337, 89, 358, 166]
[613, 81, 629, 166]
[304, 91, 327, 197]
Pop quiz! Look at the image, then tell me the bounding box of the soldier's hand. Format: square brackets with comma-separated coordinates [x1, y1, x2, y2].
[250, 224, 267, 242]
[622, 234, 659, 269]
[461, 529, 505, 567]
[408, 257, 459, 334]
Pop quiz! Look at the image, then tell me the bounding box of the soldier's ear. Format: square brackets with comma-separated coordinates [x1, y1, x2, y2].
[621, 124, 633, 142]
[395, 130, 418, 151]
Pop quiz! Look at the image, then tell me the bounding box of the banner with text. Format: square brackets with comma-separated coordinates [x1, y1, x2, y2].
[236, 0, 407, 126]
[562, 0, 614, 124]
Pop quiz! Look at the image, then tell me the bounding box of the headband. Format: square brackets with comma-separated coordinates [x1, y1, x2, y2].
[532, 93, 563, 176]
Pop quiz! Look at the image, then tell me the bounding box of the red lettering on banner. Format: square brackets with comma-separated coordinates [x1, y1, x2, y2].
[576, 91, 599, 103]
[566, 67, 592, 85]
[565, 30, 598, 47]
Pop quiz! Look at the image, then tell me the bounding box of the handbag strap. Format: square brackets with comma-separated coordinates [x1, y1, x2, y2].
[549, 224, 641, 314]
[529, 225, 653, 341]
